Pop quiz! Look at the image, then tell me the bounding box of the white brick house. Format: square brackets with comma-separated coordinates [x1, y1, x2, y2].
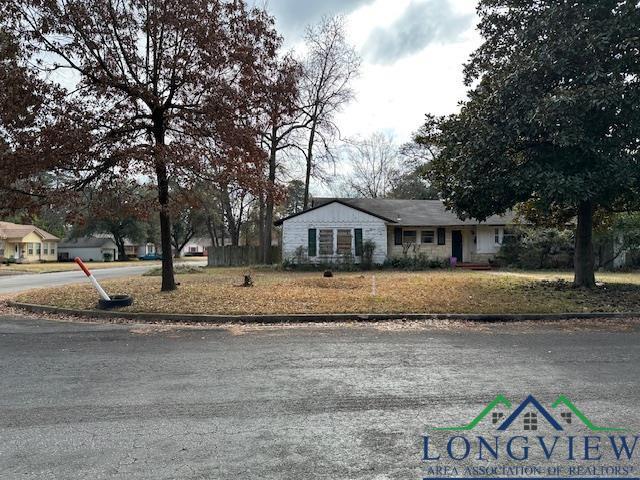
[275, 198, 516, 265]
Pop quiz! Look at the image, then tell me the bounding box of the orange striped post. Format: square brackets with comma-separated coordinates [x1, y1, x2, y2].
[74, 257, 111, 301]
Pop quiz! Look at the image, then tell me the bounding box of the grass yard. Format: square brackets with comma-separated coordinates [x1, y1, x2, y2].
[14, 268, 640, 315]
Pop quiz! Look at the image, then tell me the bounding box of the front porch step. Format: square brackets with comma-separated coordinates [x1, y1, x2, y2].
[456, 262, 493, 271]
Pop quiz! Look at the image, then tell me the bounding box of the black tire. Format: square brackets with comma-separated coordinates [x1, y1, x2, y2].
[98, 295, 134, 310]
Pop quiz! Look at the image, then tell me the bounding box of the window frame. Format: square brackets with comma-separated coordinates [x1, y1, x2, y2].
[421, 230, 435, 244]
[336, 229, 353, 256]
[402, 230, 417, 245]
[437, 228, 446, 246]
[318, 229, 334, 256]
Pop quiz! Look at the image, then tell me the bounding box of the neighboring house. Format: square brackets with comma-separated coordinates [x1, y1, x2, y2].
[0, 222, 60, 263]
[179, 238, 212, 257]
[58, 236, 119, 262]
[275, 198, 516, 265]
[599, 232, 639, 269]
[123, 240, 157, 258]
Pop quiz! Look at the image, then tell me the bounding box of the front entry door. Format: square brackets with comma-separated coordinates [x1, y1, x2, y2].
[452, 230, 463, 262]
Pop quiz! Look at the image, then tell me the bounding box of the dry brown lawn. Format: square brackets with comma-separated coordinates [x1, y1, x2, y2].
[14, 268, 640, 315]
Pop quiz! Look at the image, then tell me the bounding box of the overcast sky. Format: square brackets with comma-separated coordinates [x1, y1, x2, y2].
[263, 0, 481, 144]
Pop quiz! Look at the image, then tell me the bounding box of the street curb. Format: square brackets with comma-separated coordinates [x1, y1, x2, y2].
[7, 301, 640, 324]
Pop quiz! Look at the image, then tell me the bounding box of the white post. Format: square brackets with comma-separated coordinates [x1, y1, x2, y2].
[75, 257, 111, 301]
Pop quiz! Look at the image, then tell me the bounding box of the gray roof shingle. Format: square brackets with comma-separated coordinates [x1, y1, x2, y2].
[310, 198, 516, 226]
[58, 236, 116, 248]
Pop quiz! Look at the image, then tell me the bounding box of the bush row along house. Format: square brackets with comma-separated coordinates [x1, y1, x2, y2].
[275, 199, 516, 265]
[0, 222, 60, 263]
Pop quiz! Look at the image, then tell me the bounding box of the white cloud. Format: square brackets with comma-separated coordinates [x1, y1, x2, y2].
[263, 0, 481, 142]
[335, 0, 480, 142]
[362, 0, 473, 65]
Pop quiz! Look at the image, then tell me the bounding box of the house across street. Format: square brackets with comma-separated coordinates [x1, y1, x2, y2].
[0, 222, 60, 264]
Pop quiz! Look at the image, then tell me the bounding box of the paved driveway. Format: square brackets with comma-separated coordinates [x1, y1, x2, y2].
[1, 315, 639, 479]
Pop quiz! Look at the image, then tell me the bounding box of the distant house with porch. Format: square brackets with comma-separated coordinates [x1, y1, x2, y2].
[0, 221, 60, 263]
[179, 237, 212, 257]
[275, 199, 516, 265]
[123, 239, 157, 259]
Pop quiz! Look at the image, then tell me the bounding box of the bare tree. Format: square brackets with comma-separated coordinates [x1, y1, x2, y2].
[343, 132, 400, 199]
[300, 16, 360, 209]
[257, 55, 302, 263]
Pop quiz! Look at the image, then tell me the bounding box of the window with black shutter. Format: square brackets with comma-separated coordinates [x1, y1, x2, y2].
[354, 229, 363, 256]
[308, 229, 317, 257]
[394, 227, 403, 246]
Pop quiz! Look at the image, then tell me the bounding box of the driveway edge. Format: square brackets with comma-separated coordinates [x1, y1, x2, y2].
[7, 301, 640, 324]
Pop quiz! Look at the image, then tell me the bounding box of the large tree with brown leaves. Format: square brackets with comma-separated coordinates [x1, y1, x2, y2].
[5, 0, 281, 290]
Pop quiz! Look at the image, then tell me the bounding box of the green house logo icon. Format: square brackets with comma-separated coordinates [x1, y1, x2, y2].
[434, 395, 624, 432]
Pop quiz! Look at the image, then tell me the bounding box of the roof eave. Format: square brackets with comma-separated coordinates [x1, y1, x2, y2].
[274, 199, 397, 226]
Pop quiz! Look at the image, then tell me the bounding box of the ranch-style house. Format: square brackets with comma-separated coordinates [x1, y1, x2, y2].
[275, 198, 516, 265]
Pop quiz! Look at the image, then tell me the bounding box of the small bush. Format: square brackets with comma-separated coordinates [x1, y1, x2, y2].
[361, 240, 376, 270]
[144, 265, 205, 276]
[382, 253, 446, 271]
[496, 227, 574, 269]
[294, 246, 308, 264]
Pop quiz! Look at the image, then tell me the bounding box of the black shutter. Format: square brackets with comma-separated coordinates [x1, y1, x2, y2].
[354, 229, 363, 256]
[308, 229, 317, 257]
[394, 227, 403, 246]
[437, 227, 446, 245]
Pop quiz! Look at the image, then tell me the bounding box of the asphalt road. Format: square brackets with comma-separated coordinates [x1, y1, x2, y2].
[0, 261, 207, 295]
[1, 316, 639, 479]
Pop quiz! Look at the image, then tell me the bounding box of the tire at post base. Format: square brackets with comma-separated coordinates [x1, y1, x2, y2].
[98, 295, 134, 310]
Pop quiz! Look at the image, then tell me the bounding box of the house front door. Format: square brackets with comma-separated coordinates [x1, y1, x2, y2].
[452, 230, 463, 262]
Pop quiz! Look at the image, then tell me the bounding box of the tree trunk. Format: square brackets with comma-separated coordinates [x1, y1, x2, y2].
[205, 214, 219, 248]
[114, 237, 127, 262]
[221, 187, 240, 247]
[258, 193, 265, 255]
[263, 128, 277, 264]
[153, 112, 177, 292]
[574, 200, 596, 288]
[303, 124, 316, 210]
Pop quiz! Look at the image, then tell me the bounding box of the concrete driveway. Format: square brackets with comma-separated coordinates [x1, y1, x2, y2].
[1, 315, 639, 479]
[0, 261, 206, 295]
